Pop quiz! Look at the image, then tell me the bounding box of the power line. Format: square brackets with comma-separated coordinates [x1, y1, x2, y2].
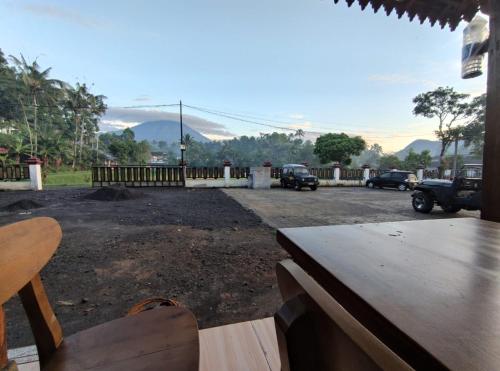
[184, 104, 322, 134]
[183, 104, 433, 140]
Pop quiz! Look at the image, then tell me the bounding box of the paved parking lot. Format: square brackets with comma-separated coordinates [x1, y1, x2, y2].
[223, 187, 479, 228]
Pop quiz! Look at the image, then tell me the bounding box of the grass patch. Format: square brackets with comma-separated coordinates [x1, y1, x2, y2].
[44, 170, 91, 187]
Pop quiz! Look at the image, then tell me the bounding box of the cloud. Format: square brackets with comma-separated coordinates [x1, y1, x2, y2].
[133, 95, 152, 102]
[368, 74, 438, 87]
[288, 113, 305, 120]
[10, 2, 102, 28]
[101, 107, 237, 138]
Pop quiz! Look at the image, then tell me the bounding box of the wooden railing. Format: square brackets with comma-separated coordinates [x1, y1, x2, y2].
[230, 167, 250, 179]
[92, 166, 184, 187]
[309, 168, 334, 179]
[0, 164, 30, 181]
[340, 169, 364, 180]
[186, 167, 224, 179]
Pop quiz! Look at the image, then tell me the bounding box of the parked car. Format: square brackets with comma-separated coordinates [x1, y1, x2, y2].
[411, 177, 481, 213]
[365, 170, 417, 191]
[280, 164, 319, 191]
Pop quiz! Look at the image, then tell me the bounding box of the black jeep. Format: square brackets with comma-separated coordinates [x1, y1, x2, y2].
[280, 164, 319, 191]
[411, 177, 482, 213]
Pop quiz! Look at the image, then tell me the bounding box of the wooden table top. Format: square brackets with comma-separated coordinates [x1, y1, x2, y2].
[277, 218, 500, 371]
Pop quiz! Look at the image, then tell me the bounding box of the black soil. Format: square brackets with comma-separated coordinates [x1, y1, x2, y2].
[84, 186, 142, 201]
[0, 187, 288, 347]
[0, 199, 43, 212]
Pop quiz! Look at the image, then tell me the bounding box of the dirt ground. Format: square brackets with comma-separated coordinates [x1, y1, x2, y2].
[223, 187, 480, 228]
[1, 187, 288, 347]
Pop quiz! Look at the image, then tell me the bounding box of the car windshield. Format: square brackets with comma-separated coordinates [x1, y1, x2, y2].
[293, 168, 309, 175]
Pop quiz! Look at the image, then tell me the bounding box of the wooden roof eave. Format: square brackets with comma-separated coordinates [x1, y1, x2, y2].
[332, 0, 486, 31]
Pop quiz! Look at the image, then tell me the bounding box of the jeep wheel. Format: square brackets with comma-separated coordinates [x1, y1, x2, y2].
[294, 182, 301, 191]
[441, 205, 461, 213]
[398, 184, 408, 191]
[366, 181, 374, 189]
[412, 191, 433, 213]
[310, 185, 317, 191]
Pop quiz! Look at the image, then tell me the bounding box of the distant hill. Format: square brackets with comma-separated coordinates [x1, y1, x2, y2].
[395, 139, 471, 159]
[123, 120, 210, 144]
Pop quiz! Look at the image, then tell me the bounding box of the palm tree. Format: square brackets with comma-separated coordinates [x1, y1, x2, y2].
[9, 134, 30, 163]
[65, 83, 106, 168]
[295, 129, 305, 138]
[183, 134, 193, 147]
[10, 55, 63, 157]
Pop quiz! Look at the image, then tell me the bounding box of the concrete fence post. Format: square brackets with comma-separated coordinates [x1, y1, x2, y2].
[362, 164, 370, 181]
[26, 157, 43, 191]
[333, 163, 341, 181]
[223, 160, 231, 186]
[417, 164, 424, 182]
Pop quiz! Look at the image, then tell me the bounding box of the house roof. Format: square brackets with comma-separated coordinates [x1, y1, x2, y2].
[333, 0, 489, 31]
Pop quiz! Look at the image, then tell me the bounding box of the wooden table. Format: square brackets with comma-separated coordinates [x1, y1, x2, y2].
[277, 218, 500, 371]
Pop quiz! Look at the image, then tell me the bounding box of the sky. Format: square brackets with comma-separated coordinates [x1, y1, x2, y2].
[0, 0, 488, 152]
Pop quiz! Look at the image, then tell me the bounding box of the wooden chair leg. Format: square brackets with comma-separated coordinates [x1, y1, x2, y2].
[18, 274, 63, 367]
[0, 307, 18, 371]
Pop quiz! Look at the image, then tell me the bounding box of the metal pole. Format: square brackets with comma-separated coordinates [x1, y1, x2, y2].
[179, 100, 186, 186]
[180, 100, 184, 165]
[452, 138, 458, 179]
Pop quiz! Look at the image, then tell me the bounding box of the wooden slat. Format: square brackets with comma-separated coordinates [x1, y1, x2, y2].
[250, 318, 280, 371]
[199, 318, 279, 371]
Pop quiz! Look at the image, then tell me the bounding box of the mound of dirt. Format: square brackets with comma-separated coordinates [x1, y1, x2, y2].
[1, 199, 43, 212]
[84, 186, 142, 201]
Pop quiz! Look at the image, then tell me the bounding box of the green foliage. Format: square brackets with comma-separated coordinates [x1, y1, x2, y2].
[402, 149, 432, 170]
[167, 131, 323, 167]
[44, 170, 91, 187]
[379, 154, 402, 170]
[0, 48, 107, 169]
[100, 129, 151, 164]
[351, 143, 383, 168]
[462, 94, 486, 156]
[413, 87, 476, 174]
[443, 155, 464, 171]
[313, 133, 366, 165]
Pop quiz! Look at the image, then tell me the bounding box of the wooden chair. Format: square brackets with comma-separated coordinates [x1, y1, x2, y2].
[0, 217, 199, 371]
[274, 259, 413, 371]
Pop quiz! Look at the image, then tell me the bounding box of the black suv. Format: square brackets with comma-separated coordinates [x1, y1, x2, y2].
[280, 164, 319, 191]
[366, 170, 417, 191]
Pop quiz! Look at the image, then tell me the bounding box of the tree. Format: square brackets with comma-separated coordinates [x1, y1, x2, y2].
[379, 154, 402, 170]
[413, 87, 473, 176]
[104, 129, 151, 164]
[462, 94, 486, 157]
[294, 129, 305, 138]
[402, 149, 432, 170]
[313, 133, 366, 165]
[351, 143, 383, 168]
[10, 54, 64, 157]
[65, 83, 106, 168]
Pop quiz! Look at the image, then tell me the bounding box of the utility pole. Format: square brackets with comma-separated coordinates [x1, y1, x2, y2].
[179, 100, 186, 185]
[179, 100, 184, 165]
[452, 138, 459, 179]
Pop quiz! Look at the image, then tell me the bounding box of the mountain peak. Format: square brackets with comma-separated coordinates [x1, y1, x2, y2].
[127, 120, 210, 144]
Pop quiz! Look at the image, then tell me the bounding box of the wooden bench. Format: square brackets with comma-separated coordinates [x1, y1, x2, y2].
[0, 217, 199, 371]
